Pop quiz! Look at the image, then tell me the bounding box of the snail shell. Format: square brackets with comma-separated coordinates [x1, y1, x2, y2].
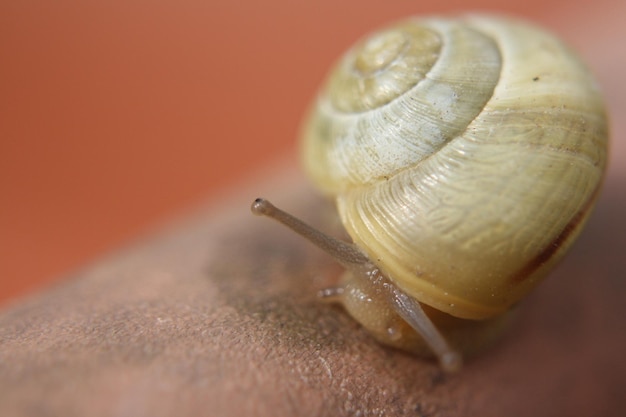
[253, 14, 608, 371]
[302, 15, 607, 319]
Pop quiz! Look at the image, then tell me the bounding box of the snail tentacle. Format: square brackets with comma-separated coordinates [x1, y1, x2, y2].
[386, 282, 463, 373]
[251, 198, 370, 268]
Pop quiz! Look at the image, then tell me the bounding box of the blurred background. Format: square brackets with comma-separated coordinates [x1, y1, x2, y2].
[1, 0, 624, 306]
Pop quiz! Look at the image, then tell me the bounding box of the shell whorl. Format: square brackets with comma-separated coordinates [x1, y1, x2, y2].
[303, 18, 505, 192]
[301, 16, 608, 319]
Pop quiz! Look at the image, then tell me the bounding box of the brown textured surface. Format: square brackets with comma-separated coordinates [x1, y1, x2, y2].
[0, 169, 624, 416]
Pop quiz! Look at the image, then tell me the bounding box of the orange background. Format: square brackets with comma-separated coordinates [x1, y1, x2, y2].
[0, 0, 623, 305]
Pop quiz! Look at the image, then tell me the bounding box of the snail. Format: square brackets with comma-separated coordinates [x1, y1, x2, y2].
[251, 14, 608, 372]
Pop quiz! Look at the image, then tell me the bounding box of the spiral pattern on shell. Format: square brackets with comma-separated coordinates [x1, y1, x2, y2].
[301, 16, 608, 319]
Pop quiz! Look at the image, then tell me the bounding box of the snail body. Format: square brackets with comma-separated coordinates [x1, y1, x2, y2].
[253, 15, 608, 372]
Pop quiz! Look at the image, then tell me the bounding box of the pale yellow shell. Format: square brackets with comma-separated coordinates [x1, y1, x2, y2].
[301, 15, 608, 320]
